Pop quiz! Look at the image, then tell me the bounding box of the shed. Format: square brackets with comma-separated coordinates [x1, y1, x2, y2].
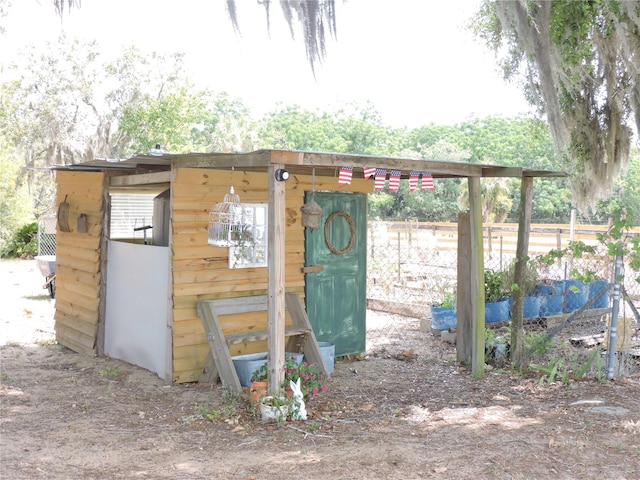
[52, 150, 563, 389]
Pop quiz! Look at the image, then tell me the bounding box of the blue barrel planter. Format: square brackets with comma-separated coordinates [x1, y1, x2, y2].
[564, 280, 589, 312]
[485, 298, 510, 324]
[589, 280, 609, 309]
[536, 282, 565, 316]
[430, 305, 457, 330]
[523, 295, 541, 319]
[508, 296, 542, 319]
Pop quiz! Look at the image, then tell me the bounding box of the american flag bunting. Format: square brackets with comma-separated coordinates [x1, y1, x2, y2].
[338, 166, 353, 185]
[388, 170, 401, 191]
[374, 168, 387, 191]
[409, 171, 420, 192]
[363, 166, 376, 179]
[422, 172, 435, 191]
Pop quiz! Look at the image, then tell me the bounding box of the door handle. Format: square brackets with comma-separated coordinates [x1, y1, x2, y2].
[301, 265, 324, 273]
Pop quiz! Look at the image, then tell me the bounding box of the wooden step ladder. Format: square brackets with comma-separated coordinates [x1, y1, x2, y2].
[196, 293, 328, 395]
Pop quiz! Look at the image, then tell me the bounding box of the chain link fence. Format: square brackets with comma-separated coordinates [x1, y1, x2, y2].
[366, 220, 640, 377]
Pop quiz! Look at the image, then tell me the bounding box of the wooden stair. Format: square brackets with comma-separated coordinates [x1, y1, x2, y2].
[196, 293, 328, 395]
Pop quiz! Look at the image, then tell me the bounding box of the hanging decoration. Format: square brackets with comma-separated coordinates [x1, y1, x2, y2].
[207, 168, 252, 247]
[338, 166, 353, 185]
[388, 170, 401, 191]
[409, 171, 420, 192]
[324, 211, 356, 255]
[301, 168, 323, 229]
[422, 172, 435, 191]
[374, 168, 387, 191]
[363, 166, 376, 179]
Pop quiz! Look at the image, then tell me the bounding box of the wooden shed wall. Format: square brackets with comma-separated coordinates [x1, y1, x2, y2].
[171, 167, 372, 383]
[54, 171, 106, 356]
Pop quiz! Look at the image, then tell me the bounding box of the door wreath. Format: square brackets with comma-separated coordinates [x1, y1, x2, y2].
[324, 211, 355, 255]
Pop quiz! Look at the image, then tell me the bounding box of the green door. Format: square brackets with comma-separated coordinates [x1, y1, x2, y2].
[304, 191, 367, 356]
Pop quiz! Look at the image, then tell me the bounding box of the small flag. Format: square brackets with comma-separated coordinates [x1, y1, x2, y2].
[388, 170, 401, 191]
[422, 172, 435, 191]
[363, 166, 376, 179]
[409, 171, 420, 192]
[338, 166, 353, 185]
[374, 168, 387, 191]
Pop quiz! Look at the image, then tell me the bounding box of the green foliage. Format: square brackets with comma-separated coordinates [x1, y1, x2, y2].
[484, 269, 507, 303]
[1, 222, 37, 258]
[502, 257, 539, 296]
[434, 291, 456, 308]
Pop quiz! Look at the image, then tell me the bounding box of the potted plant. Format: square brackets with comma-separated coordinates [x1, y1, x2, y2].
[249, 356, 328, 408]
[282, 356, 327, 402]
[501, 258, 541, 319]
[484, 269, 510, 323]
[248, 362, 269, 406]
[429, 290, 457, 331]
[259, 394, 291, 424]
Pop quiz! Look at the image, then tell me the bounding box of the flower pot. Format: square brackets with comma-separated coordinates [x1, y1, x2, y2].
[536, 282, 564, 316]
[523, 295, 541, 319]
[485, 298, 510, 324]
[249, 380, 268, 406]
[231, 352, 267, 387]
[589, 280, 609, 309]
[429, 305, 457, 331]
[259, 396, 289, 423]
[564, 280, 588, 313]
[318, 342, 335, 373]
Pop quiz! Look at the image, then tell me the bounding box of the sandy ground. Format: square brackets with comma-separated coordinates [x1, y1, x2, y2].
[1, 258, 640, 480]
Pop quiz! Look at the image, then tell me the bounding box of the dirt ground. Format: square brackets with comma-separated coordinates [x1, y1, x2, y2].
[1, 259, 640, 480]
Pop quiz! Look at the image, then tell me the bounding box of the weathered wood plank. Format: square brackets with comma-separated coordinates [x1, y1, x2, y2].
[196, 301, 242, 394]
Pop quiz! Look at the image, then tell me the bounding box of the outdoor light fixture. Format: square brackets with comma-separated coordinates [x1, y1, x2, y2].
[275, 169, 290, 181]
[148, 144, 163, 156]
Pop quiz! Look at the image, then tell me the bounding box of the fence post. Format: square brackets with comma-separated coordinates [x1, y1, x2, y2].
[397, 231, 401, 282]
[487, 226, 493, 259]
[500, 236, 504, 271]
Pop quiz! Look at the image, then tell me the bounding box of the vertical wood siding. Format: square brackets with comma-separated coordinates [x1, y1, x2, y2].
[54, 171, 105, 356]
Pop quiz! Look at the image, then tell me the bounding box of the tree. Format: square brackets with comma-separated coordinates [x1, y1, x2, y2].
[473, 0, 640, 211]
[226, 0, 337, 75]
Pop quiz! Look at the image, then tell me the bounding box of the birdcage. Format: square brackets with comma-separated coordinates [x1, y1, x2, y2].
[208, 186, 253, 247]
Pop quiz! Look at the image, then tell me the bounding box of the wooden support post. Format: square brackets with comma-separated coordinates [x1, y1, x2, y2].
[456, 213, 472, 363]
[512, 176, 534, 367]
[267, 163, 286, 394]
[468, 177, 485, 378]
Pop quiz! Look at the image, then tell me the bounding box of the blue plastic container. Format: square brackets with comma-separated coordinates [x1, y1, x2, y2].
[589, 280, 610, 309]
[485, 298, 510, 324]
[430, 305, 457, 330]
[536, 281, 565, 316]
[564, 280, 589, 312]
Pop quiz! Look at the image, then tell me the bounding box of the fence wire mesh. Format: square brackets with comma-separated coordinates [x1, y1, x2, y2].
[365, 220, 640, 378]
[37, 215, 57, 256]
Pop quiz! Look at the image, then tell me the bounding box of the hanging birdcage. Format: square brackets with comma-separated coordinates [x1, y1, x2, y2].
[208, 186, 252, 247]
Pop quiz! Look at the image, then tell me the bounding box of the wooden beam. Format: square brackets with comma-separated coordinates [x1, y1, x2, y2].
[109, 171, 171, 187]
[172, 151, 272, 169]
[95, 177, 110, 356]
[468, 176, 485, 378]
[267, 163, 286, 394]
[511, 176, 534, 367]
[299, 152, 484, 177]
[456, 212, 472, 364]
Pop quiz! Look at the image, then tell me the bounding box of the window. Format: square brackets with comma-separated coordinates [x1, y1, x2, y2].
[229, 204, 268, 268]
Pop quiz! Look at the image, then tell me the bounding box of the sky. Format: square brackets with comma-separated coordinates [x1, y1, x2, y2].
[1, 0, 533, 129]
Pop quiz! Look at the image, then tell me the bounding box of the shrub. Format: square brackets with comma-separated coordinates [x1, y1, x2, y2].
[1, 222, 38, 258]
